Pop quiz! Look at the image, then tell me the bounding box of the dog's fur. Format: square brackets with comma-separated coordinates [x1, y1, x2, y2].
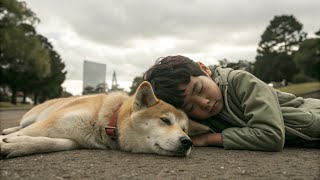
[0, 82, 199, 158]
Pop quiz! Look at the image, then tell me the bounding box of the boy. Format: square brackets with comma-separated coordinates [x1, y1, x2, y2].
[144, 55, 320, 151]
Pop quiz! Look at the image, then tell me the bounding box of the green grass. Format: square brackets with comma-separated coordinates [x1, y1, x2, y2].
[0, 102, 34, 109]
[276, 82, 320, 95]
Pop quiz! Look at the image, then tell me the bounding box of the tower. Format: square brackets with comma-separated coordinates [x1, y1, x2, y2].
[111, 70, 119, 91]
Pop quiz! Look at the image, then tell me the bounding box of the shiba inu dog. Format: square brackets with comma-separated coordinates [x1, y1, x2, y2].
[0, 81, 197, 158]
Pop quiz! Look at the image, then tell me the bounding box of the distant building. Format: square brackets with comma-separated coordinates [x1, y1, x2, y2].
[83, 60, 107, 95]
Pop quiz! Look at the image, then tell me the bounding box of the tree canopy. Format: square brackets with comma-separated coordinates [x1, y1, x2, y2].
[257, 15, 306, 56]
[0, 0, 66, 104]
[293, 30, 320, 81]
[254, 15, 307, 82]
[129, 76, 143, 95]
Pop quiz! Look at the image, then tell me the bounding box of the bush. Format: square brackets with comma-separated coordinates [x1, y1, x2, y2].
[292, 73, 316, 83]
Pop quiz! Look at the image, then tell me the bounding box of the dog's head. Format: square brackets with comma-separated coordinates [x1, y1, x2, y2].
[119, 81, 193, 156]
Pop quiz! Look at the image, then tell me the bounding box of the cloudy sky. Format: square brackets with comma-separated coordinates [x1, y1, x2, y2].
[24, 0, 320, 95]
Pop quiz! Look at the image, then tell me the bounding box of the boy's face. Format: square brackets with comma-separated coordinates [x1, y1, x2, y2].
[179, 62, 223, 120]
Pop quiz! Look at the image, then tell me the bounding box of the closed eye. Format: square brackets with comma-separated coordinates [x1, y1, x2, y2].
[160, 118, 171, 125]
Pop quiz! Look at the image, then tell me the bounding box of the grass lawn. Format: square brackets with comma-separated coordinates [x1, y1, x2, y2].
[276, 82, 320, 95]
[0, 101, 34, 109]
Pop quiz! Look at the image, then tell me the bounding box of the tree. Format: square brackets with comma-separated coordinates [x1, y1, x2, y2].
[0, 0, 40, 65]
[83, 86, 95, 95]
[0, 0, 51, 104]
[220, 59, 254, 73]
[33, 35, 67, 103]
[254, 15, 307, 82]
[257, 15, 306, 56]
[293, 30, 320, 81]
[129, 76, 143, 95]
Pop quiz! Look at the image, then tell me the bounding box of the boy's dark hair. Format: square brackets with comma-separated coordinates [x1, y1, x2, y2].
[143, 55, 206, 108]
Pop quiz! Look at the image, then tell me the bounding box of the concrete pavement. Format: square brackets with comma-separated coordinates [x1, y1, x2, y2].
[1, 109, 319, 179]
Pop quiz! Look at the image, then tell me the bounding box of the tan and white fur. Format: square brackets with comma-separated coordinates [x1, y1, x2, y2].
[0, 81, 201, 158]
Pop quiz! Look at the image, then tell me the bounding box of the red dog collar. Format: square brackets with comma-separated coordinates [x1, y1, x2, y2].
[105, 104, 122, 141]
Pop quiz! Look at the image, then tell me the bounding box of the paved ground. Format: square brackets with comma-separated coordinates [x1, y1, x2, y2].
[1, 109, 320, 179]
[300, 90, 320, 99]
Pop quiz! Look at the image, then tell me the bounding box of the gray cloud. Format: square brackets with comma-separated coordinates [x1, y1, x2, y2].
[24, 0, 320, 92]
[29, 0, 320, 45]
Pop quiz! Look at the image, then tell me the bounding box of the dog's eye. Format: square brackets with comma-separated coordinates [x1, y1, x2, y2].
[160, 118, 171, 125]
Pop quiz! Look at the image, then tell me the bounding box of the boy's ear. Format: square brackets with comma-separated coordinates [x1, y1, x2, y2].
[196, 61, 212, 77]
[133, 81, 159, 112]
[188, 118, 212, 136]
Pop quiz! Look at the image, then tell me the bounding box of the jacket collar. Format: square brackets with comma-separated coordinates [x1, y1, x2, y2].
[212, 67, 246, 127]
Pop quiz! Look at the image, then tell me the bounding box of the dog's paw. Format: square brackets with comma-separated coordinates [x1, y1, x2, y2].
[0, 135, 6, 158]
[2, 126, 21, 135]
[0, 136, 32, 158]
[0, 135, 7, 149]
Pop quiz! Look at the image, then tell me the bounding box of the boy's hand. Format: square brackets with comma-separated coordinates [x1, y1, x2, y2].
[190, 133, 222, 147]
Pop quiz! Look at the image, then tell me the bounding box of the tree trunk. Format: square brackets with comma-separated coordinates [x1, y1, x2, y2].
[23, 92, 27, 104]
[33, 93, 38, 105]
[11, 86, 17, 105]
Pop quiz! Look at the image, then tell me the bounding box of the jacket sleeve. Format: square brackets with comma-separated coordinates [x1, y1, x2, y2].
[221, 71, 285, 151]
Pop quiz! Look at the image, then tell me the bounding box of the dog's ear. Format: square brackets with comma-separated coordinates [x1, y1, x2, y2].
[188, 119, 212, 136]
[133, 81, 159, 112]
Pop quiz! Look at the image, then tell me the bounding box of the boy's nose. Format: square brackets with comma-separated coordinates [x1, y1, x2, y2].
[198, 98, 211, 110]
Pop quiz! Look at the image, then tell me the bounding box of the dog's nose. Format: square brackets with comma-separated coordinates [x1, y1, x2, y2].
[180, 136, 193, 149]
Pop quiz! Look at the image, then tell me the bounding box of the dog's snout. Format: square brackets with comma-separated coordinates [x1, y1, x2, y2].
[180, 136, 193, 149]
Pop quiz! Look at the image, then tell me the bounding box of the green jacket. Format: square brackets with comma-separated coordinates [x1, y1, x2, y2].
[202, 67, 320, 151]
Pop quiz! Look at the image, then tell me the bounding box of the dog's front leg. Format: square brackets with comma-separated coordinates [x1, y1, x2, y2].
[0, 136, 79, 158]
[2, 126, 21, 135]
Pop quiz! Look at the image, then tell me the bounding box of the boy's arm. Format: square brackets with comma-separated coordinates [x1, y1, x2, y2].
[191, 133, 222, 146]
[221, 70, 285, 151]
